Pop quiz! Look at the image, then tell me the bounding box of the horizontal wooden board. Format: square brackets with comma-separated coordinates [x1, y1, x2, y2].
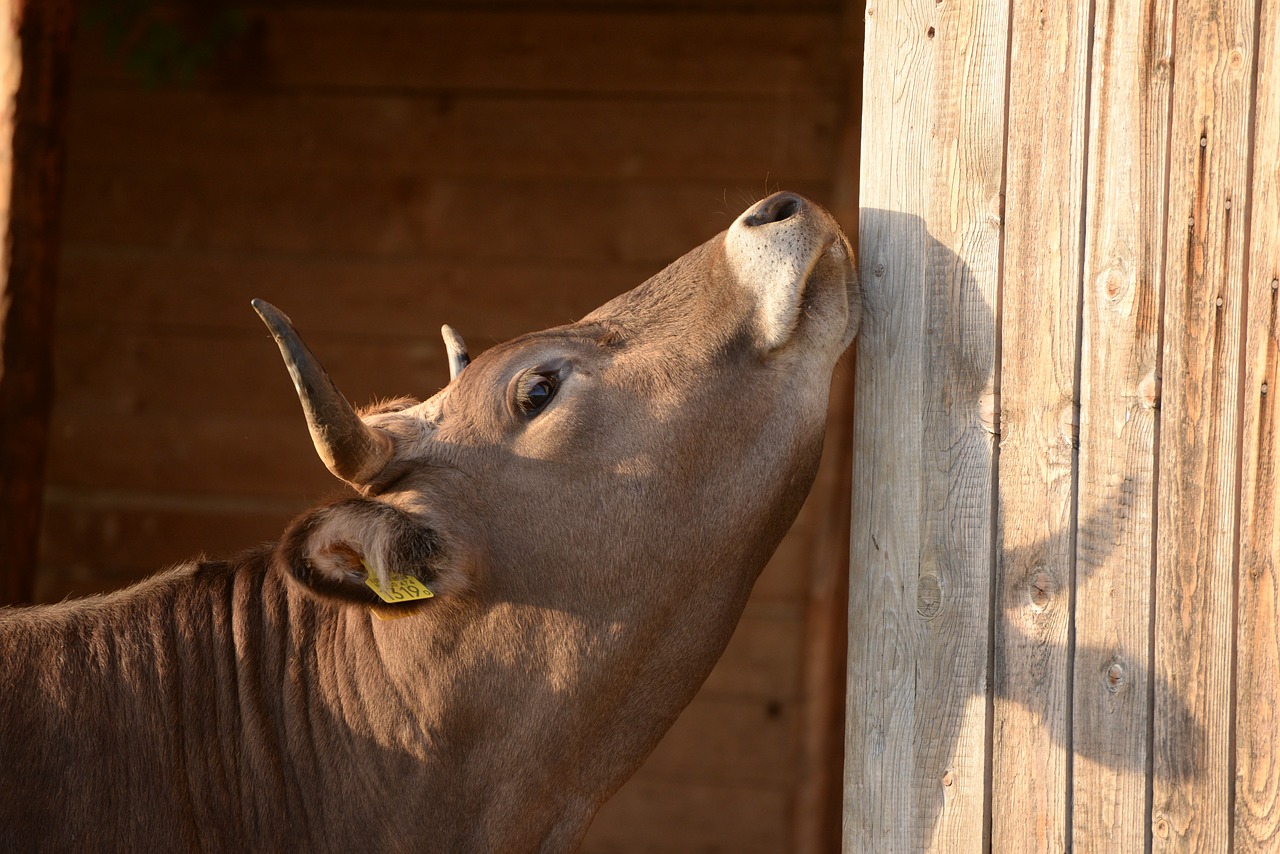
[55, 251, 654, 337]
[61, 172, 829, 264]
[643, 694, 798, 787]
[75, 8, 842, 97]
[582, 778, 789, 853]
[52, 326, 497, 421]
[44, 409, 337, 499]
[702, 602, 806, 702]
[36, 491, 302, 592]
[66, 89, 839, 183]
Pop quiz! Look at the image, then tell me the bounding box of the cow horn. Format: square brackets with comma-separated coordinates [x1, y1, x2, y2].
[252, 299, 393, 486]
[441, 324, 470, 381]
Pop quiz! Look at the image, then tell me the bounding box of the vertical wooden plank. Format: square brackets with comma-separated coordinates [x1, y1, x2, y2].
[991, 0, 1092, 849]
[0, 0, 74, 605]
[1071, 0, 1175, 849]
[845, 0, 1005, 848]
[1152, 0, 1257, 847]
[1235, 0, 1280, 849]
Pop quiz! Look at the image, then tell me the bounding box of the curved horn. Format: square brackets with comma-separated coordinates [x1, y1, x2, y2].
[441, 324, 470, 381]
[252, 299, 393, 486]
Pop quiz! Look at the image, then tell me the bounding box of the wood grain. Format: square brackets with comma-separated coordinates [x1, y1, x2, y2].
[74, 8, 842, 98]
[0, 0, 74, 604]
[1234, 0, 1280, 848]
[846, 0, 1005, 849]
[1152, 0, 1257, 848]
[582, 778, 790, 854]
[991, 0, 1092, 849]
[66, 89, 838, 183]
[59, 170, 829, 265]
[1070, 0, 1174, 850]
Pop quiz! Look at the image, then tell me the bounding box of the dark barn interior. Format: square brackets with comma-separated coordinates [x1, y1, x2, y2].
[27, 1, 861, 850]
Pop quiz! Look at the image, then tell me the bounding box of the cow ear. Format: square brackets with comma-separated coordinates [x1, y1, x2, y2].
[275, 499, 465, 612]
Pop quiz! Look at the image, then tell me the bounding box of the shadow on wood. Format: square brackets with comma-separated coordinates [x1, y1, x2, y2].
[846, 208, 1201, 850]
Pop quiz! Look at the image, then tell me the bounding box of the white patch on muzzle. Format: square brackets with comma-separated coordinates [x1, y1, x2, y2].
[724, 194, 834, 350]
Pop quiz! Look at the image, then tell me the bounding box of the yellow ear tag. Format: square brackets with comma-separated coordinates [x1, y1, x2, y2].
[360, 558, 435, 604]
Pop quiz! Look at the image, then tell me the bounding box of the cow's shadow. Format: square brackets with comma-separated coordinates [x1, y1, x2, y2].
[846, 208, 1200, 847]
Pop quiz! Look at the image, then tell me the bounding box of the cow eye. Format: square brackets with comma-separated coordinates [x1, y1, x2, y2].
[515, 371, 559, 415]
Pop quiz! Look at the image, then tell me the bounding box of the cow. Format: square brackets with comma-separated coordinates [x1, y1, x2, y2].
[0, 192, 859, 851]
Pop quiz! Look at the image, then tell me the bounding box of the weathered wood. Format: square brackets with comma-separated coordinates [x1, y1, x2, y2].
[1070, 0, 1174, 849]
[74, 8, 842, 98]
[1152, 0, 1257, 847]
[990, 0, 1092, 849]
[59, 172, 830, 264]
[1235, 0, 1280, 848]
[66, 89, 839, 183]
[56, 252, 651, 338]
[846, 0, 1005, 849]
[582, 778, 790, 854]
[0, 0, 74, 605]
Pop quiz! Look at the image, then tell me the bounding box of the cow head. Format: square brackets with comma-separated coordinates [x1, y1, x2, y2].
[260, 192, 859, 616]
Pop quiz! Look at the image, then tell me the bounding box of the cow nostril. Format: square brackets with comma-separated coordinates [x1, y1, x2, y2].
[742, 193, 804, 227]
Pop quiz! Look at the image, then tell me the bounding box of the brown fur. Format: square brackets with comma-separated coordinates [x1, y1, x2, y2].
[0, 194, 858, 851]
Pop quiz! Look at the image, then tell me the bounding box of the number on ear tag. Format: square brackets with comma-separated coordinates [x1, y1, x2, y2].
[360, 558, 435, 603]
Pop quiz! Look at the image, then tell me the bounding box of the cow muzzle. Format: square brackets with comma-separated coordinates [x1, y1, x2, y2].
[723, 192, 856, 351]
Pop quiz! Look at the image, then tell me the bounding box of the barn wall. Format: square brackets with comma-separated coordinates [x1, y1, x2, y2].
[849, 0, 1280, 850]
[39, 1, 856, 851]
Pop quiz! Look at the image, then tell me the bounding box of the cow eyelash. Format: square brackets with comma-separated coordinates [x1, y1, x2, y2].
[513, 370, 560, 416]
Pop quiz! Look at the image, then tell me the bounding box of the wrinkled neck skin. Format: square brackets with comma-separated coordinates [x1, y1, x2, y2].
[0, 420, 824, 854]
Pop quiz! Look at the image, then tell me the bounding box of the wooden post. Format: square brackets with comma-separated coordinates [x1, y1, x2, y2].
[1236, 0, 1280, 848]
[0, 0, 74, 605]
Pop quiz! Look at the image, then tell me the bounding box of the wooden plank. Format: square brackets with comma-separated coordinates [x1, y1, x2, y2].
[642, 695, 798, 787]
[582, 778, 789, 854]
[0, 0, 74, 605]
[74, 8, 842, 97]
[1152, 0, 1257, 847]
[688, 601, 806, 702]
[845, 0, 1006, 849]
[59, 172, 830, 264]
[55, 252, 653, 337]
[35, 494, 299, 601]
[65, 89, 839, 183]
[990, 1, 1091, 850]
[44, 409, 336, 499]
[52, 329, 447, 420]
[1235, 0, 1280, 848]
[1069, 0, 1174, 849]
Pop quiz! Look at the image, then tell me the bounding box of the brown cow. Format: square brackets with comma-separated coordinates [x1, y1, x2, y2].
[0, 192, 858, 851]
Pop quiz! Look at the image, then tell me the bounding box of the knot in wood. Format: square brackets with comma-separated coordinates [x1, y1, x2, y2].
[1105, 658, 1125, 692]
[917, 571, 943, 620]
[1138, 372, 1161, 409]
[1101, 269, 1125, 301]
[942, 771, 953, 787]
[979, 391, 1000, 435]
[1026, 569, 1055, 612]
[874, 263, 886, 278]
[1058, 401, 1079, 447]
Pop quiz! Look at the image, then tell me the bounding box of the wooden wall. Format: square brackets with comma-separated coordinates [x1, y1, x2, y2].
[849, 0, 1279, 851]
[39, 1, 857, 851]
